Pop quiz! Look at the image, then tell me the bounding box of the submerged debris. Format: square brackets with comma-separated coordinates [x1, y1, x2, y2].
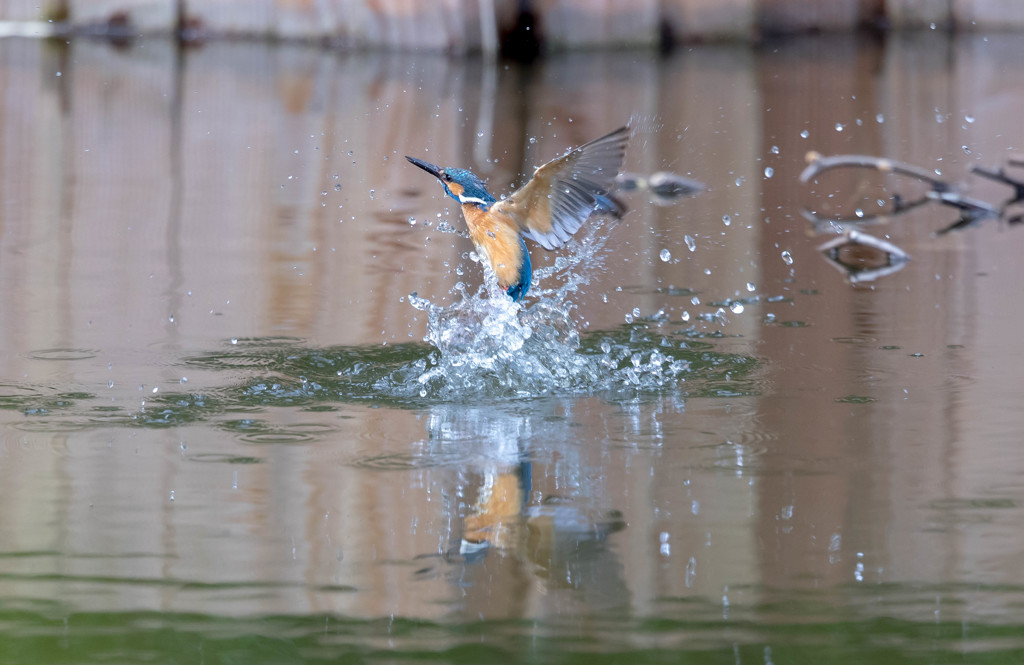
[818, 230, 909, 284]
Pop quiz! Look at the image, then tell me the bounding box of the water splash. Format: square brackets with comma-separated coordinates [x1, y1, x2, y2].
[370, 220, 737, 400]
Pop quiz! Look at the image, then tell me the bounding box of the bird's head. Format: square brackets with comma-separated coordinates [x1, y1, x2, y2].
[406, 156, 496, 208]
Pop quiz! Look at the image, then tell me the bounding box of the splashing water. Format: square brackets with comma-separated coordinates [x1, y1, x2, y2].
[374, 220, 700, 400]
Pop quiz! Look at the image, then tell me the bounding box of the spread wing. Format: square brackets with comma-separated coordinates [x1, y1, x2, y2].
[491, 126, 629, 250]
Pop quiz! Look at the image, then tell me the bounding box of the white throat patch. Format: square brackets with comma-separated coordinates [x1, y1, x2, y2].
[457, 193, 489, 206]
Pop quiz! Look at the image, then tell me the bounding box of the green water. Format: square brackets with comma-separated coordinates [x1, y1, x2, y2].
[5, 595, 1024, 663]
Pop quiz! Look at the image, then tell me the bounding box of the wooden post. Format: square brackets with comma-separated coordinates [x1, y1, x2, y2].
[533, 0, 660, 48]
[67, 0, 176, 33]
[757, 0, 863, 33]
[662, 0, 757, 42]
[884, 0, 952, 29]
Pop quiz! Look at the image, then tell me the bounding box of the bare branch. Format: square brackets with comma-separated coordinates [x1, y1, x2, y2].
[799, 152, 950, 191]
[971, 165, 1024, 206]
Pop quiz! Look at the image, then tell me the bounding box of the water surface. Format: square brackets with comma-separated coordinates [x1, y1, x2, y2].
[2, 34, 1024, 663]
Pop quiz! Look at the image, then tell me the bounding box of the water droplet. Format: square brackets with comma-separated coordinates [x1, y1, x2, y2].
[681, 311, 690, 322]
[600, 341, 611, 354]
[834, 123, 844, 132]
[369, 189, 375, 200]
[632, 307, 641, 318]
[730, 302, 745, 314]
[763, 167, 774, 179]
[965, 114, 975, 124]
[722, 214, 731, 226]
[169, 490, 175, 502]
[230, 338, 238, 345]
[800, 129, 809, 138]
[746, 282, 755, 292]
[770, 145, 779, 154]
[781, 250, 793, 265]
[855, 208, 864, 218]
[935, 113, 944, 123]
[659, 248, 672, 262]
[961, 145, 971, 155]
[408, 216, 417, 226]
[829, 533, 842, 564]
[781, 505, 794, 520]
[876, 113, 885, 123]
[734, 177, 743, 187]
[528, 136, 537, 144]
[684, 235, 696, 252]
[624, 313, 634, 324]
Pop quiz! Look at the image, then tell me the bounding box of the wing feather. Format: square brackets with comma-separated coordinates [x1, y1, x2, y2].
[491, 126, 629, 251]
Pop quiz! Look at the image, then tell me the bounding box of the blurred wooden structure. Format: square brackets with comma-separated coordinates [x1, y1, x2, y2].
[0, 0, 1022, 50]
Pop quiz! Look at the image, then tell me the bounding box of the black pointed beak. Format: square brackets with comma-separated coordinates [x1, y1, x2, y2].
[405, 156, 443, 179]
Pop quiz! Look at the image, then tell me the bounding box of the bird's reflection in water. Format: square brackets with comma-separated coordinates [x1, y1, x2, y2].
[416, 403, 629, 617]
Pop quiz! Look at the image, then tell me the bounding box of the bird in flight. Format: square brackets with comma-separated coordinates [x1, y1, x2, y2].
[406, 126, 629, 301]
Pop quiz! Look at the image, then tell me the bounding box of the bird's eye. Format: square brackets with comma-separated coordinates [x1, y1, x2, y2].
[442, 172, 452, 182]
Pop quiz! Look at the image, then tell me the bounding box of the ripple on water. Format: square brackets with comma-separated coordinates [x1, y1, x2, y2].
[186, 453, 264, 465]
[219, 420, 336, 444]
[24, 348, 98, 361]
[835, 394, 878, 404]
[10, 419, 92, 434]
[353, 450, 472, 471]
[830, 336, 879, 345]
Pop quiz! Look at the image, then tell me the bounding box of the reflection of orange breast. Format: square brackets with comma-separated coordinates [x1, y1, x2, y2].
[464, 470, 524, 547]
[461, 204, 523, 288]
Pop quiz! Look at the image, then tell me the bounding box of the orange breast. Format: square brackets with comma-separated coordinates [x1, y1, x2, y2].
[461, 204, 523, 288]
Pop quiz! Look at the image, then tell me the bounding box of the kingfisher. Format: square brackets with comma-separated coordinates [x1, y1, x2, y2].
[406, 126, 629, 302]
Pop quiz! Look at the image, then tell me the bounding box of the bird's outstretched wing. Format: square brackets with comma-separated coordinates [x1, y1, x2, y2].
[491, 126, 629, 250]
